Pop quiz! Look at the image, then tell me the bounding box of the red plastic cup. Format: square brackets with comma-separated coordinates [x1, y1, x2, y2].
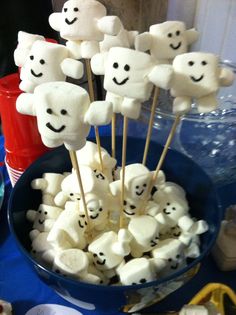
[0, 73, 50, 183]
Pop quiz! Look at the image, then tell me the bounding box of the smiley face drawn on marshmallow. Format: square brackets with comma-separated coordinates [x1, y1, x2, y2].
[123, 198, 141, 218]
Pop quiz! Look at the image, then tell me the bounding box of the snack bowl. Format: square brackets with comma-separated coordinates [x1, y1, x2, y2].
[8, 136, 222, 314]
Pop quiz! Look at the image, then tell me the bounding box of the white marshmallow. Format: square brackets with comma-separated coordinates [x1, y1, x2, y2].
[31, 231, 56, 265]
[84, 101, 113, 126]
[31, 172, 65, 206]
[0, 300, 12, 315]
[26, 204, 63, 232]
[128, 215, 160, 257]
[53, 248, 89, 278]
[170, 52, 235, 113]
[118, 257, 156, 285]
[151, 238, 186, 277]
[19, 40, 84, 92]
[47, 207, 88, 250]
[179, 305, 209, 315]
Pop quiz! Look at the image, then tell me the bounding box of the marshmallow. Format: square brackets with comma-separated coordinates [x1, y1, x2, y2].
[26, 204, 63, 232]
[135, 21, 199, 64]
[0, 300, 12, 315]
[170, 52, 235, 113]
[18, 40, 84, 92]
[53, 248, 89, 278]
[17, 82, 112, 150]
[179, 305, 209, 315]
[49, 0, 123, 58]
[76, 141, 116, 182]
[128, 215, 160, 257]
[31, 231, 56, 265]
[31, 172, 65, 205]
[47, 208, 88, 250]
[118, 257, 156, 285]
[91, 47, 172, 119]
[151, 238, 186, 277]
[14, 31, 45, 67]
[88, 230, 130, 274]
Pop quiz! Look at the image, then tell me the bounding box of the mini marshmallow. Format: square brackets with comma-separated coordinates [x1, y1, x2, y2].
[179, 305, 209, 315]
[18, 40, 84, 92]
[91, 47, 171, 119]
[49, 0, 123, 58]
[14, 31, 45, 67]
[31, 172, 65, 206]
[76, 141, 116, 182]
[151, 238, 186, 277]
[31, 231, 56, 265]
[53, 248, 89, 278]
[128, 215, 160, 257]
[170, 52, 235, 113]
[88, 230, 130, 274]
[16, 82, 112, 150]
[47, 208, 88, 250]
[135, 21, 199, 64]
[0, 300, 12, 315]
[26, 204, 63, 232]
[118, 257, 156, 285]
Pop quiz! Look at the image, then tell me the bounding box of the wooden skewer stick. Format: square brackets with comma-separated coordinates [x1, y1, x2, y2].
[85, 59, 104, 173]
[69, 150, 91, 231]
[120, 116, 128, 229]
[140, 113, 182, 215]
[111, 113, 116, 159]
[142, 86, 160, 165]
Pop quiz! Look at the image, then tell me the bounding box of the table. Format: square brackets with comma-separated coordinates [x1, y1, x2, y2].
[0, 134, 236, 315]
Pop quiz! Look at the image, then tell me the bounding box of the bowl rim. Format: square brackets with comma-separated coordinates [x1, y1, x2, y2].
[7, 137, 223, 291]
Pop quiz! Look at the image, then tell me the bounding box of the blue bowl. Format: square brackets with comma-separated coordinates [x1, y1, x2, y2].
[8, 136, 222, 314]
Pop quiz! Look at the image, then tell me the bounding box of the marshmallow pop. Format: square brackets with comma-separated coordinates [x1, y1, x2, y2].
[17, 81, 113, 229]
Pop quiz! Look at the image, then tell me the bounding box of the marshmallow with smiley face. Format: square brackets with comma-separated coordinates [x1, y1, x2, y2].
[135, 21, 199, 64]
[128, 215, 160, 258]
[91, 47, 173, 119]
[151, 238, 186, 277]
[16, 39, 84, 93]
[88, 230, 131, 278]
[170, 52, 235, 113]
[47, 206, 88, 250]
[76, 140, 117, 182]
[16, 81, 113, 150]
[26, 204, 63, 232]
[49, 0, 122, 59]
[31, 172, 65, 206]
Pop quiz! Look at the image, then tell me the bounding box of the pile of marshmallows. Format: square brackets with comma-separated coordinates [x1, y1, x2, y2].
[27, 141, 208, 286]
[14, 0, 235, 287]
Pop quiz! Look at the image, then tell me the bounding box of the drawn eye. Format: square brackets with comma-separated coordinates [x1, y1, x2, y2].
[136, 186, 139, 189]
[113, 62, 119, 69]
[143, 183, 147, 187]
[46, 108, 53, 114]
[61, 109, 67, 115]
[176, 254, 180, 259]
[188, 61, 194, 66]
[176, 30, 180, 36]
[74, 7, 79, 11]
[168, 258, 172, 262]
[172, 207, 176, 210]
[70, 193, 74, 196]
[140, 278, 147, 283]
[99, 252, 104, 256]
[30, 55, 34, 60]
[168, 33, 172, 38]
[202, 60, 207, 66]
[38, 210, 42, 213]
[40, 59, 45, 65]
[132, 282, 137, 285]
[123, 200, 127, 206]
[44, 211, 48, 215]
[167, 202, 170, 205]
[99, 208, 103, 212]
[64, 8, 68, 12]
[124, 64, 130, 71]
[130, 205, 136, 209]
[93, 253, 97, 257]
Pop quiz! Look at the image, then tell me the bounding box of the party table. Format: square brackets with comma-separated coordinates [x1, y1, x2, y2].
[0, 133, 236, 315]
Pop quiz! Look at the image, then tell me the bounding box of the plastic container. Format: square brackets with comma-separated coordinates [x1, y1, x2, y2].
[0, 73, 49, 184]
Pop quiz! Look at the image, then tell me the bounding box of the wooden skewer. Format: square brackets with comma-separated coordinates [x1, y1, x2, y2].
[111, 113, 116, 159]
[69, 150, 91, 231]
[142, 86, 160, 165]
[85, 59, 104, 173]
[120, 116, 128, 229]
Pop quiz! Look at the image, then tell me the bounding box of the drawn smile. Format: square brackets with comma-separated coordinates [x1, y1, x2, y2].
[65, 17, 78, 25]
[190, 74, 204, 82]
[136, 189, 144, 196]
[46, 122, 65, 133]
[150, 240, 158, 247]
[171, 263, 179, 270]
[170, 42, 181, 50]
[123, 209, 135, 216]
[31, 69, 43, 77]
[38, 219, 45, 225]
[90, 213, 99, 220]
[78, 220, 85, 228]
[163, 208, 171, 215]
[113, 77, 129, 85]
[96, 259, 106, 266]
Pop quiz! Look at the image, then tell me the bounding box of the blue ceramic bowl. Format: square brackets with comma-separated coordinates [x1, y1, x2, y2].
[8, 137, 222, 314]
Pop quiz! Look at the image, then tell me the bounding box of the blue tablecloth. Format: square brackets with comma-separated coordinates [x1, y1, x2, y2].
[0, 133, 236, 315]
